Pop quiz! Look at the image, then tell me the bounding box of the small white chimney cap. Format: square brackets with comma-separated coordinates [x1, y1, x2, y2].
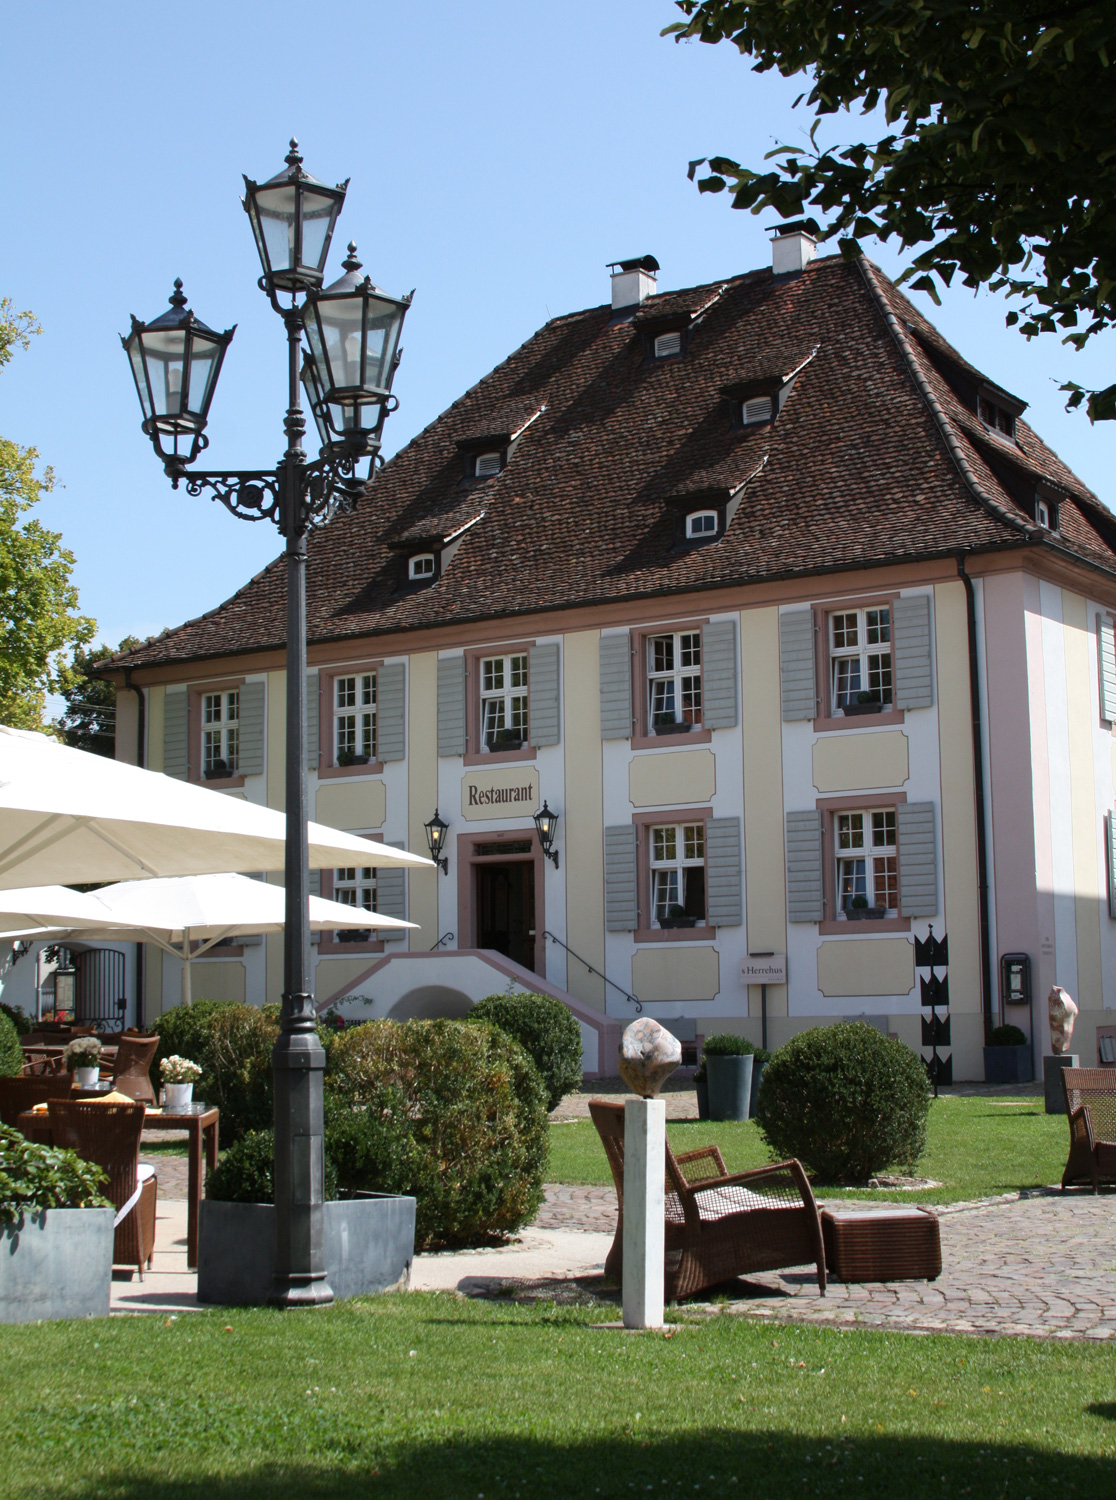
[770, 223, 817, 276]
[609, 254, 659, 313]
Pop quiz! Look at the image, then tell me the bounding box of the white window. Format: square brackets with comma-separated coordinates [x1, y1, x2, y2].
[475, 451, 502, 478]
[333, 866, 376, 940]
[686, 511, 718, 540]
[830, 606, 892, 712]
[742, 395, 773, 425]
[409, 553, 435, 579]
[654, 330, 682, 359]
[202, 690, 239, 777]
[836, 809, 898, 918]
[481, 653, 528, 749]
[1036, 498, 1052, 529]
[650, 823, 706, 926]
[647, 631, 702, 732]
[334, 673, 376, 765]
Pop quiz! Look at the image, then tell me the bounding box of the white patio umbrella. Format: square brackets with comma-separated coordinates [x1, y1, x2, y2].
[0, 884, 122, 936]
[15, 872, 417, 1005]
[0, 726, 432, 888]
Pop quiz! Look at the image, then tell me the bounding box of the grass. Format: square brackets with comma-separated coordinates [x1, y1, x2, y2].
[0, 1296, 1113, 1500]
[547, 1096, 1069, 1203]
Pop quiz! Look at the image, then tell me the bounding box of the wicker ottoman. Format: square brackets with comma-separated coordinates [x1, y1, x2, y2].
[821, 1207, 941, 1282]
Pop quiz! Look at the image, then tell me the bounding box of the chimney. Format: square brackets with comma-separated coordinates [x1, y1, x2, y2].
[771, 223, 817, 276]
[608, 254, 659, 313]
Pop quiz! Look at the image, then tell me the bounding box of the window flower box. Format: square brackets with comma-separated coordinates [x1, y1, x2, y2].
[658, 915, 699, 929]
[841, 701, 887, 717]
[844, 906, 887, 921]
[336, 751, 372, 768]
[653, 719, 694, 735]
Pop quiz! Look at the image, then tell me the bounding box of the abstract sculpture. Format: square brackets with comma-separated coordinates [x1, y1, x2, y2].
[618, 1017, 682, 1098]
[1048, 985, 1078, 1054]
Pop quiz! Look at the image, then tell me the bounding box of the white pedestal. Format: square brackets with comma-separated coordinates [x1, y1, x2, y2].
[622, 1096, 665, 1330]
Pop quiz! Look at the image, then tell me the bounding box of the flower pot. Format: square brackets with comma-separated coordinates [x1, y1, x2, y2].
[164, 1082, 194, 1109]
[73, 1067, 100, 1088]
[983, 1043, 1032, 1085]
[706, 1053, 754, 1122]
[749, 1060, 766, 1116]
[695, 1077, 709, 1120]
[1, 1207, 114, 1324]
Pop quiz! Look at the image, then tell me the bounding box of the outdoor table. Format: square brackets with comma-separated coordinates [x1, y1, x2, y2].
[17, 1102, 219, 1270]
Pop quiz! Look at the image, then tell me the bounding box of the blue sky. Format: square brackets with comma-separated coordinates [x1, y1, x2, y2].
[4, 0, 1115, 654]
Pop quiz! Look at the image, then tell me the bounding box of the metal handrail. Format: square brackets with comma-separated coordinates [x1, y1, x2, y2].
[429, 931, 456, 951]
[541, 930, 641, 1013]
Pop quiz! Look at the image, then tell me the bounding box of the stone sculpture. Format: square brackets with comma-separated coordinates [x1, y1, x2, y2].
[1048, 985, 1078, 1054]
[618, 1017, 682, 1098]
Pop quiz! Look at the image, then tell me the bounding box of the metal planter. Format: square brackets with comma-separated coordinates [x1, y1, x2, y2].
[0, 1207, 114, 1324]
[983, 1044, 1032, 1085]
[706, 1053, 754, 1121]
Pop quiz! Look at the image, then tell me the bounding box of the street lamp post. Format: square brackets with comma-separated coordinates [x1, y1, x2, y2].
[123, 140, 411, 1307]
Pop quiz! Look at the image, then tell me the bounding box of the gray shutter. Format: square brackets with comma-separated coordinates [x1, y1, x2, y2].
[528, 643, 560, 747]
[786, 810, 823, 922]
[377, 662, 406, 762]
[779, 609, 817, 721]
[896, 801, 938, 917]
[437, 654, 467, 757]
[306, 673, 320, 771]
[163, 688, 188, 780]
[893, 595, 933, 709]
[1107, 813, 1116, 919]
[604, 823, 638, 931]
[309, 869, 321, 898]
[237, 679, 266, 777]
[376, 841, 407, 941]
[1099, 613, 1116, 725]
[702, 619, 739, 730]
[599, 633, 632, 739]
[705, 816, 742, 925]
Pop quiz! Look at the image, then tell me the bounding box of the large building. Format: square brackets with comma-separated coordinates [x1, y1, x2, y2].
[105, 230, 1116, 1079]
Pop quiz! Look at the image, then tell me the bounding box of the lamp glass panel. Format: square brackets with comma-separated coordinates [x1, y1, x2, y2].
[140, 327, 189, 422]
[299, 187, 339, 274]
[128, 341, 153, 418]
[253, 182, 298, 274]
[319, 293, 365, 390]
[363, 298, 403, 391]
[186, 336, 220, 415]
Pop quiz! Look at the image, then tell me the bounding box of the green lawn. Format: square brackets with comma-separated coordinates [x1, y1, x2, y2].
[1, 1298, 1113, 1500]
[548, 1096, 1070, 1203]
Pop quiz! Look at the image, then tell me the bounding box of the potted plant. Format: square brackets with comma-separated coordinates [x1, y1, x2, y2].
[204, 758, 230, 780]
[844, 895, 885, 921]
[159, 1054, 202, 1109]
[653, 712, 693, 735]
[0, 1125, 114, 1324]
[658, 901, 698, 930]
[702, 1033, 756, 1121]
[843, 690, 886, 717]
[983, 1023, 1032, 1085]
[336, 749, 371, 767]
[490, 727, 525, 750]
[63, 1036, 103, 1088]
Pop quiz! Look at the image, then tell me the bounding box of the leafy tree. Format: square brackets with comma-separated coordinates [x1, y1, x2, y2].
[56, 636, 141, 755]
[668, 3, 1116, 418]
[0, 299, 95, 730]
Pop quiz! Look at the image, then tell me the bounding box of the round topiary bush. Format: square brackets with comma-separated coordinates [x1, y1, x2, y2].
[325, 1018, 548, 1249]
[205, 1129, 337, 1204]
[0, 1010, 23, 1077]
[754, 1023, 931, 1184]
[0, 1001, 32, 1036]
[466, 992, 583, 1110]
[153, 1000, 277, 1142]
[988, 1023, 1027, 1047]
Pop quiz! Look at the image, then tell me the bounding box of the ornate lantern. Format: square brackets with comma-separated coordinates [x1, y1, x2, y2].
[242, 139, 347, 296]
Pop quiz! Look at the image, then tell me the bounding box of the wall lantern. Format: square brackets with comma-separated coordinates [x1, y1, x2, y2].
[242, 138, 347, 297]
[533, 800, 560, 869]
[424, 809, 450, 874]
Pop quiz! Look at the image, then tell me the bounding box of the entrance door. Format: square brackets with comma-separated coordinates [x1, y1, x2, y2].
[475, 860, 536, 972]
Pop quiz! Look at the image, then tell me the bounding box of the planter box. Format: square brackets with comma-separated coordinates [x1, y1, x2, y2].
[653, 721, 693, 735]
[842, 701, 885, 717]
[706, 1053, 754, 1122]
[0, 1207, 114, 1324]
[983, 1043, 1032, 1085]
[658, 916, 699, 930]
[695, 1077, 709, 1120]
[844, 907, 886, 921]
[197, 1192, 416, 1307]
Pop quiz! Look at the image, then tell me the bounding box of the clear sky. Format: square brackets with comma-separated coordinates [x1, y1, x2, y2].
[4, 0, 1115, 654]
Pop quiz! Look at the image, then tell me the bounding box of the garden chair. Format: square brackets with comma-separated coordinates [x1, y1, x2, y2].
[0, 1074, 72, 1130]
[589, 1100, 826, 1301]
[1060, 1068, 1116, 1193]
[108, 1034, 159, 1104]
[47, 1099, 158, 1278]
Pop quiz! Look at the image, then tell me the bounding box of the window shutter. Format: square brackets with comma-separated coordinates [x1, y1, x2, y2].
[437, 655, 467, 757]
[237, 680, 266, 777]
[475, 451, 502, 478]
[377, 663, 406, 762]
[702, 619, 739, 730]
[377, 841, 407, 940]
[893, 595, 933, 710]
[528, 643, 560, 747]
[742, 396, 772, 425]
[654, 331, 681, 358]
[896, 802, 938, 917]
[1106, 812, 1116, 918]
[309, 869, 321, 899]
[779, 609, 817, 721]
[705, 817, 742, 925]
[163, 688, 188, 780]
[604, 824, 638, 931]
[785, 809, 823, 922]
[599, 633, 632, 740]
[1098, 613, 1116, 724]
[306, 673, 320, 771]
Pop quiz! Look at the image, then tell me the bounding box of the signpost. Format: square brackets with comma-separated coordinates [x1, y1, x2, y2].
[741, 953, 786, 1052]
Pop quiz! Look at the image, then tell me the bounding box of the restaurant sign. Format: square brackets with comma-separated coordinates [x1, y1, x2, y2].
[461, 767, 540, 821]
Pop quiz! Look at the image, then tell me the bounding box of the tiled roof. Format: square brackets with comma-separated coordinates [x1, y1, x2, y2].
[111, 255, 1116, 671]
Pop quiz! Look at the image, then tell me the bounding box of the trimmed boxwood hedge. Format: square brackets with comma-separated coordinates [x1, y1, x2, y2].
[988, 1023, 1027, 1047]
[467, 992, 583, 1110]
[0, 1010, 23, 1077]
[754, 1022, 931, 1183]
[153, 1001, 277, 1142]
[206, 1128, 338, 1205]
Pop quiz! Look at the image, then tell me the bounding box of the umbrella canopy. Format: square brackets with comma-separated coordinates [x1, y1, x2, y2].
[0, 726, 432, 889]
[0, 884, 121, 936]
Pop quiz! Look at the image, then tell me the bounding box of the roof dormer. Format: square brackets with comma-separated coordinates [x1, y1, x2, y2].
[454, 400, 546, 480]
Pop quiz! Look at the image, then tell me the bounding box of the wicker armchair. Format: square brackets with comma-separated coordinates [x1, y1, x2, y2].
[1061, 1068, 1116, 1192]
[47, 1100, 157, 1277]
[0, 1074, 72, 1130]
[109, 1035, 159, 1104]
[589, 1100, 826, 1301]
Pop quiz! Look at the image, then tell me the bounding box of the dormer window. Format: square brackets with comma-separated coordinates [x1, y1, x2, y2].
[979, 397, 1016, 439]
[409, 553, 436, 581]
[475, 451, 502, 479]
[654, 330, 682, 359]
[686, 511, 718, 541]
[1036, 496, 1058, 530]
[742, 396, 773, 425]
